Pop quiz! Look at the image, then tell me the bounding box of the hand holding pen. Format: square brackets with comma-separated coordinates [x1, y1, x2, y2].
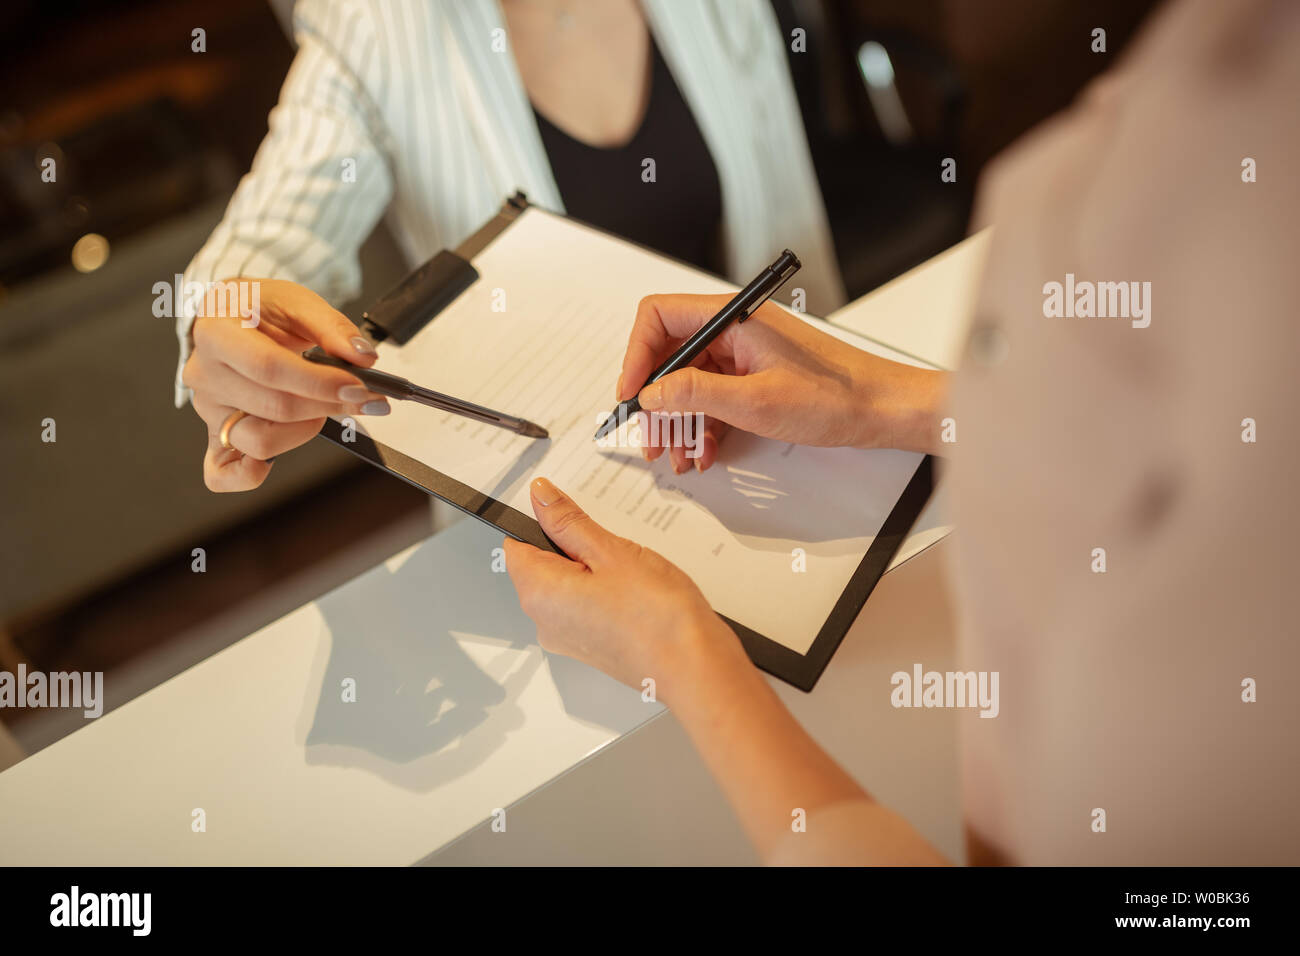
[183, 278, 397, 493]
[605, 286, 948, 472]
[595, 250, 800, 443]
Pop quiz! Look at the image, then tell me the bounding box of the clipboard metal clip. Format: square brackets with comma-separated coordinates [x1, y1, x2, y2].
[361, 193, 532, 345]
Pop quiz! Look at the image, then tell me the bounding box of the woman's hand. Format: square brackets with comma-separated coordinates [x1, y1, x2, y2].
[503, 477, 751, 700]
[504, 475, 948, 864]
[617, 294, 947, 471]
[181, 278, 393, 492]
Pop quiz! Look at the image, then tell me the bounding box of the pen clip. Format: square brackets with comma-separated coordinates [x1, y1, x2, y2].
[737, 250, 800, 323]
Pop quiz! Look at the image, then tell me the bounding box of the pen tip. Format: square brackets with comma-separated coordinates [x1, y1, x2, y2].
[521, 422, 549, 439]
[594, 397, 640, 442]
[593, 415, 616, 442]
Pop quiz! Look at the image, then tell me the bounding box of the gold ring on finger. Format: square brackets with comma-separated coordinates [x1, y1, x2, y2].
[219, 410, 249, 450]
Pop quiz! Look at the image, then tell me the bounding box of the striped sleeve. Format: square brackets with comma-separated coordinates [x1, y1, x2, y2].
[173, 0, 394, 407]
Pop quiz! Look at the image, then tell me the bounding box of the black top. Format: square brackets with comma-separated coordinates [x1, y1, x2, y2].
[532, 39, 724, 275]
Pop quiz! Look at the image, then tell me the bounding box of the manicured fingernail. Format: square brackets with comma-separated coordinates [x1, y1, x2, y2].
[350, 336, 377, 357]
[360, 400, 390, 415]
[639, 382, 663, 410]
[338, 385, 372, 403]
[531, 477, 560, 506]
[642, 445, 651, 462]
[694, 434, 713, 471]
[615, 373, 624, 401]
[673, 459, 686, 475]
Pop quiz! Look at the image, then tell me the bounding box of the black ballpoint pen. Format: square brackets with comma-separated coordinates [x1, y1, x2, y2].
[593, 249, 801, 441]
[302, 346, 549, 439]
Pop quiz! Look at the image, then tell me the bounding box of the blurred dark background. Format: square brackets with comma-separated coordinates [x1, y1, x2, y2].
[0, 0, 1161, 750]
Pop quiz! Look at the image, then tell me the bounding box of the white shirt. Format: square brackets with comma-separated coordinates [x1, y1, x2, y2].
[174, 0, 845, 406]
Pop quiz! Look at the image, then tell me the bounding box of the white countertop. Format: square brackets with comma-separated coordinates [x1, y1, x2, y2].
[0, 233, 986, 865]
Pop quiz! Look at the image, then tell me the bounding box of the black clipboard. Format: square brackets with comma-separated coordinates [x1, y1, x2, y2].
[317, 193, 935, 691]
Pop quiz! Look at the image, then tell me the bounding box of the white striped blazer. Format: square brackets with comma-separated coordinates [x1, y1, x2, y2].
[174, 0, 846, 406]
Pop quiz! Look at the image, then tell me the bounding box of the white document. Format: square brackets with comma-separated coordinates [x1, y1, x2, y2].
[353, 209, 925, 656]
